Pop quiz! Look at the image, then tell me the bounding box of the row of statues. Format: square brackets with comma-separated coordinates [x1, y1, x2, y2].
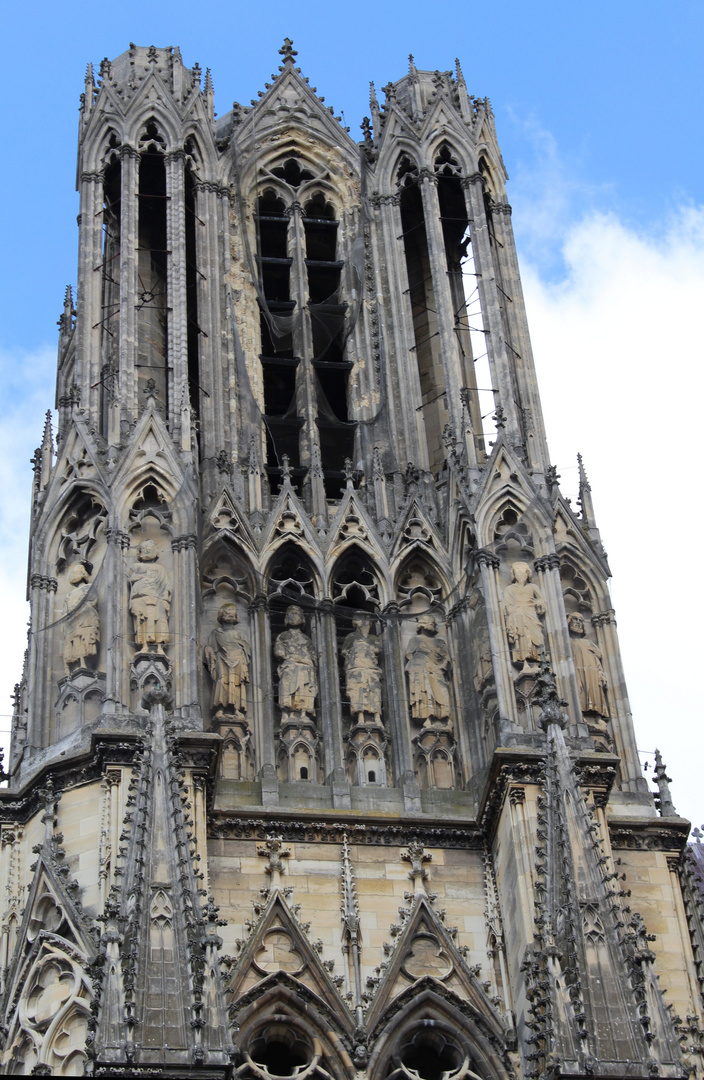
[60, 550, 609, 723]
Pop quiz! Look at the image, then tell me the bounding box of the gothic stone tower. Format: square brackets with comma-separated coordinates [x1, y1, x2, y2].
[1, 41, 702, 1080]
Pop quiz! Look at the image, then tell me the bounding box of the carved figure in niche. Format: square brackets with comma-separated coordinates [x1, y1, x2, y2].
[63, 563, 100, 671]
[502, 561, 546, 665]
[127, 540, 171, 649]
[405, 613, 451, 725]
[204, 603, 251, 719]
[341, 613, 383, 725]
[274, 605, 318, 718]
[568, 613, 610, 717]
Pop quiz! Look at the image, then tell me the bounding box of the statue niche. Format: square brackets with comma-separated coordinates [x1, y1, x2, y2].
[405, 613, 457, 790]
[55, 562, 105, 740]
[274, 604, 320, 783]
[63, 563, 100, 672]
[568, 612, 612, 750]
[128, 539, 171, 651]
[341, 613, 388, 786]
[501, 560, 546, 666]
[205, 601, 253, 780]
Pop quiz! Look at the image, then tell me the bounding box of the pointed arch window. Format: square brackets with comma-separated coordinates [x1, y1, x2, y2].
[254, 157, 356, 500]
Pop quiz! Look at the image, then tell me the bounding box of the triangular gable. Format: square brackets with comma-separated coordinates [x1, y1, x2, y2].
[260, 481, 324, 561]
[390, 497, 447, 565]
[325, 489, 385, 561]
[49, 419, 106, 493]
[364, 895, 505, 1039]
[227, 891, 347, 1013]
[237, 65, 358, 157]
[110, 404, 187, 499]
[206, 487, 258, 556]
[552, 495, 611, 579]
[1, 849, 96, 1029]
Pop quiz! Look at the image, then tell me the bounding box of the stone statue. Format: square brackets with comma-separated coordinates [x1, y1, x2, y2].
[501, 561, 546, 665]
[63, 563, 100, 671]
[204, 603, 251, 718]
[568, 613, 610, 717]
[274, 605, 318, 718]
[341, 614, 383, 724]
[127, 540, 171, 649]
[404, 613, 451, 725]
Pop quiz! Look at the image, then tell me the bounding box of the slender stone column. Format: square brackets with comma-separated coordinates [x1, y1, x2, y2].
[26, 575, 57, 749]
[533, 553, 584, 732]
[475, 549, 517, 727]
[375, 195, 423, 466]
[488, 202, 550, 470]
[591, 609, 643, 790]
[194, 182, 227, 466]
[249, 594, 274, 775]
[315, 600, 349, 807]
[419, 174, 465, 437]
[462, 176, 522, 446]
[76, 170, 105, 423]
[119, 146, 140, 426]
[170, 534, 200, 722]
[165, 150, 189, 430]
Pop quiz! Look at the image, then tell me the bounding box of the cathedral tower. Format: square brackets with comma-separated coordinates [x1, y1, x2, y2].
[1, 41, 702, 1079]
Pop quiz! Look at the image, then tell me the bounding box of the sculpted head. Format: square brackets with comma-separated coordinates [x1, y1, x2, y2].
[416, 612, 438, 635]
[510, 561, 532, 586]
[137, 539, 159, 562]
[68, 563, 89, 586]
[352, 613, 372, 635]
[284, 604, 305, 629]
[568, 612, 586, 636]
[218, 603, 239, 626]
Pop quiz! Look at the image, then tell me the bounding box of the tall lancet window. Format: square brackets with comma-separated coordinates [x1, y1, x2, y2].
[254, 156, 356, 502]
[434, 144, 486, 448]
[136, 122, 168, 409]
[99, 133, 122, 436]
[184, 138, 201, 427]
[397, 155, 446, 473]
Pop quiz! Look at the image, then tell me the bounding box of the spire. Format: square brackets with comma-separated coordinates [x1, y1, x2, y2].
[408, 54, 417, 77]
[455, 56, 473, 121]
[577, 452, 597, 529]
[39, 410, 53, 491]
[203, 67, 214, 122]
[82, 62, 95, 123]
[58, 285, 75, 353]
[369, 80, 381, 135]
[455, 57, 466, 89]
[653, 749, 678, 817]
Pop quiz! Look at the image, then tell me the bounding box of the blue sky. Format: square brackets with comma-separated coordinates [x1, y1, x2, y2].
[1, 0, 703, 820]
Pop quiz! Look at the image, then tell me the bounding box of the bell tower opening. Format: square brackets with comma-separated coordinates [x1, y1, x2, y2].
[137, 122, 168, 411]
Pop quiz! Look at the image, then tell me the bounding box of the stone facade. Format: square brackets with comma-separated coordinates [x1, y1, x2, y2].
[0, 40, 702, 1079]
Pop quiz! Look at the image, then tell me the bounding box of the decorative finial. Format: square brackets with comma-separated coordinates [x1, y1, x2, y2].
[653, 749, 677, 817]
[535, 655, 567, 730]
[492, 403, 506, 430]
[281, 454, 292, 482]
[204, 67, 213, 93]
[279, 38, 298, 64]
[401, 839, 432, 896]
[408, 54, 417, 76]
[576, 452, 598, 533]
[455, 58, 466, 88]
[257, 833, 291, 890]
[343, 458, 355, 489]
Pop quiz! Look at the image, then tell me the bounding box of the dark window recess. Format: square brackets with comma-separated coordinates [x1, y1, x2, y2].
[185, 165, 200, 432]
[310, 303, 347, 364]
[259, 311, 294, 358]
[261, 358, 298, 416]
[100, 152, 121, 437]
[398, 154, 446, 474]
[136, 137, 168, 409]
[260, 258, 292, 304]
[304, 195, 340, 303]
[317, 419, 355, 500]
[251, 1040, 310, 1077]
[315, 362, 351, 422]
[271, 158, 314, 188]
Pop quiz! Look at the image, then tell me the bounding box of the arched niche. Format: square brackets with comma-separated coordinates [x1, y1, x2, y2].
[233, 987, 353, 1080]
[267, 544, 322, 784]
[332, 548, 389, 786]
[49, 491, 108, 739]
[369, 987, 511, 1080]
[201, 540, 256, 774]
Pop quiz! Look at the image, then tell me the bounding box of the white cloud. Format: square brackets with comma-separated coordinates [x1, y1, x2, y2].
[520, 205, 704, 827]
[0, 345, 56, 767]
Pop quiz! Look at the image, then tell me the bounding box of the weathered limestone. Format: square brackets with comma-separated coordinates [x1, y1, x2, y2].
[0, 41, 699, 1080]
